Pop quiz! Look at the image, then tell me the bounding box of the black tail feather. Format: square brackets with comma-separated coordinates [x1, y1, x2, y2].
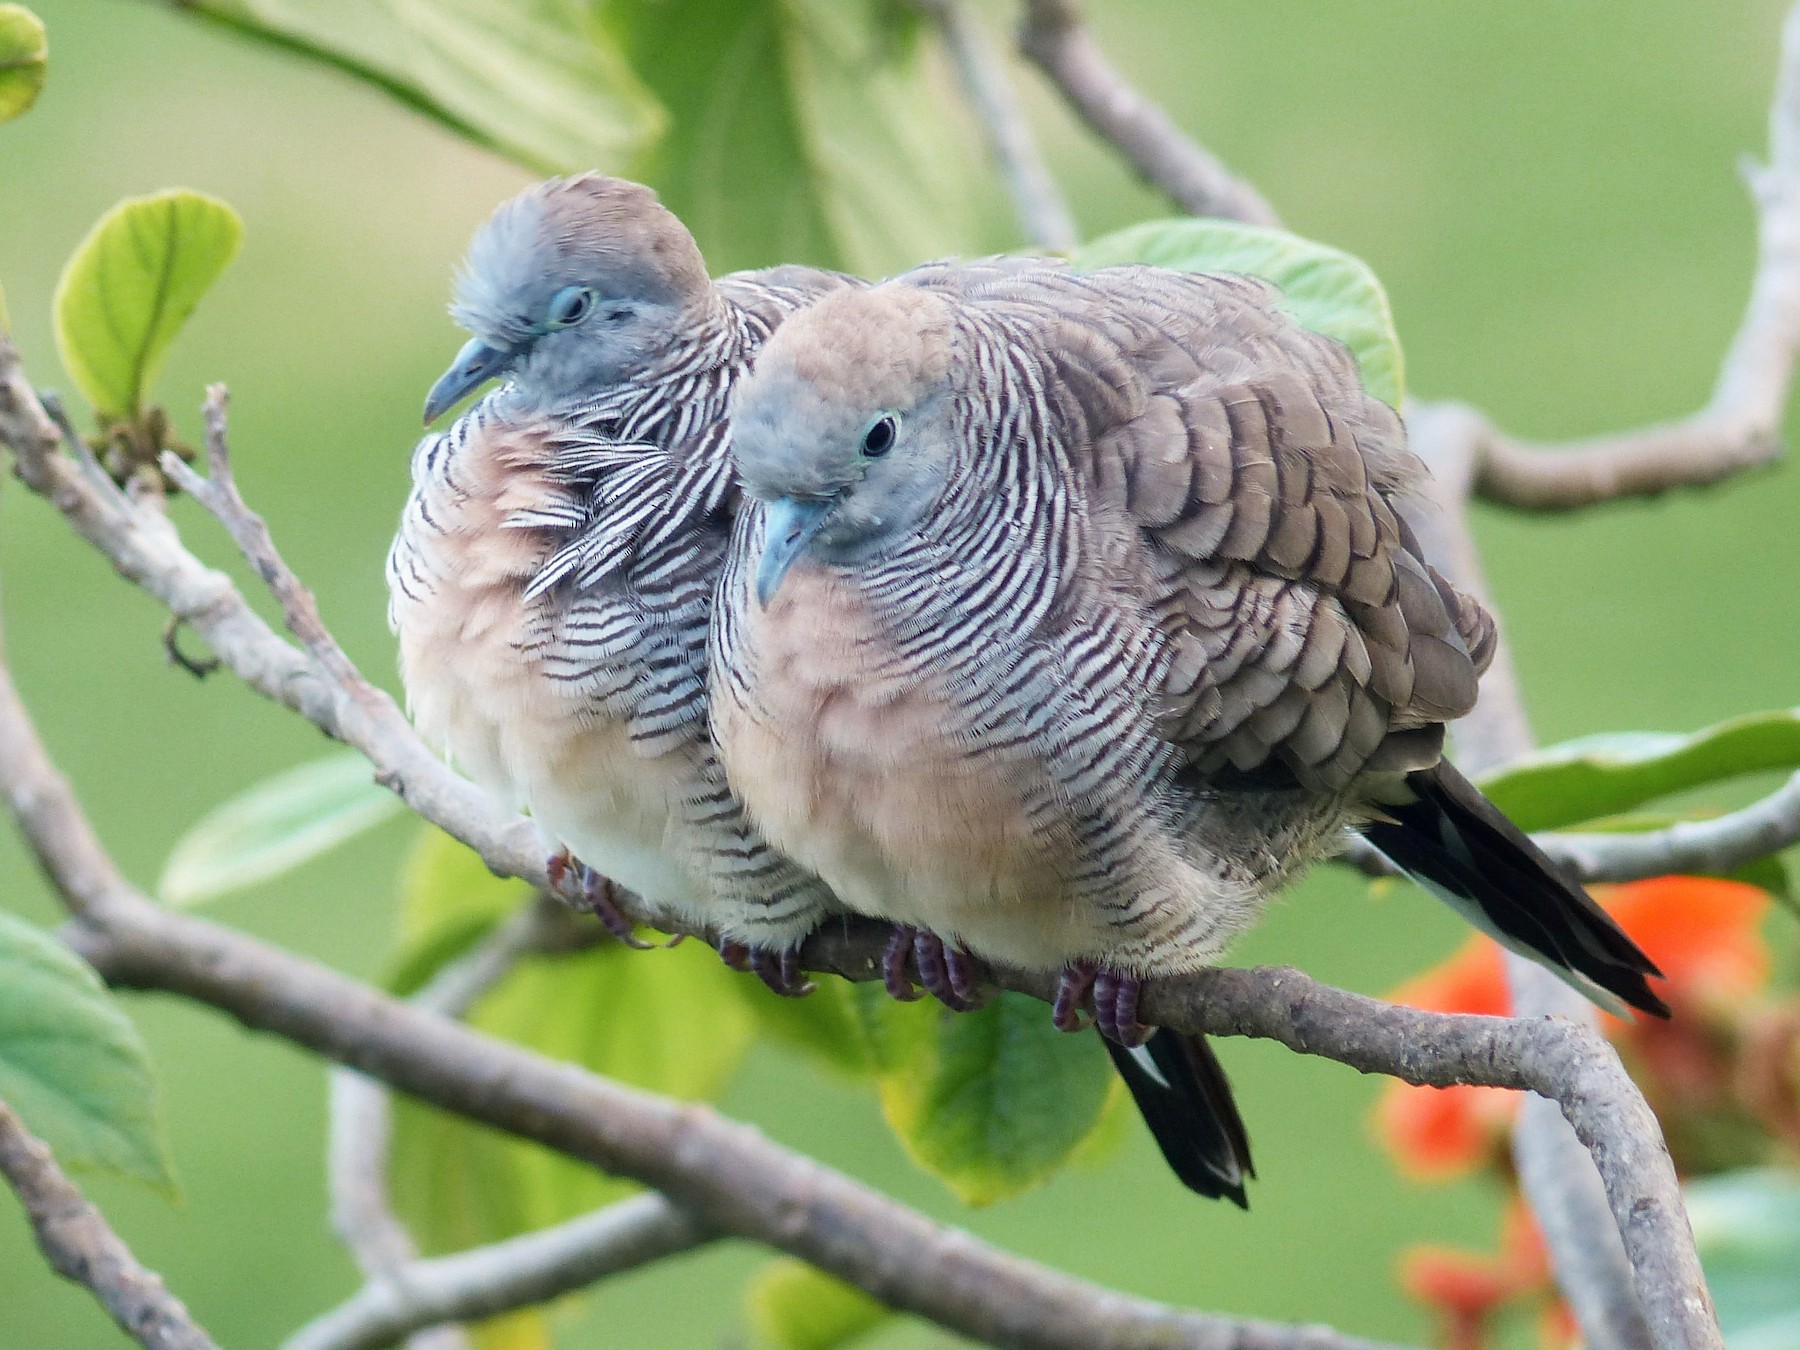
[1104, 1029, 1254, 1207]
[1360, 760, 1669, 1019]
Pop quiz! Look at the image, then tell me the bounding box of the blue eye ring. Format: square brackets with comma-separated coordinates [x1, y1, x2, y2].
[860, 413, 899, 458]
[547, 286, 596, 328]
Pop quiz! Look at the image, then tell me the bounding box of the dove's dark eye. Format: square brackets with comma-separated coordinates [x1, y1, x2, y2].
[547, 286, 595, 327]
[860, 414, 898, 458]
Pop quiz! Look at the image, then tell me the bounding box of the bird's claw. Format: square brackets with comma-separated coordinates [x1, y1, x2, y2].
[1052, 962, 1152, 1044]
[911, 929, 985, 1010]
[882, 927, 926, 1002]
[547, 850, 654, 949]
[1092, 969, 1153, 1047]
[718, 938, 813, 996]
[1052, 961, 1097, 1033]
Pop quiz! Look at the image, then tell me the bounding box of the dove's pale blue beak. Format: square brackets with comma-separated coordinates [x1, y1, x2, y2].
[423, 338, 513, 425]
[755, 497, 833, 607]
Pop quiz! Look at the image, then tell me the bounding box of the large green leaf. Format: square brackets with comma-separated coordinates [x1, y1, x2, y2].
[0, 910, 174, 1193]
[745, 1258, 893, 1350]
[730, 971, 870, 1078]
[1075, 218, 1405, 408]
[1480, 708, 1800, 833]
[170, 0, 991, 276]
[388, 830, 755, 1251]
[1686, 1168, 1800, 1348]
[611, 0, 989, 275]
[853, 985, 1116, 1205]
[0, 4, 46, 123]
[157, 752, 405, 907]
[181, 0, 662, 176]
[53, 190, 242, 421]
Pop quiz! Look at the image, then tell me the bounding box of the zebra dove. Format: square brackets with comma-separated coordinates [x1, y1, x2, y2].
[713, 267, 1667, 1059]
[388, 173, 853, 987]
[391, 198, 1258, 1203]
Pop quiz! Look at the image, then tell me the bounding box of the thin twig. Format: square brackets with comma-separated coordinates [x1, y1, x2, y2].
[285, 1195, 710, 1350]
[912, 0, 1078, 251]
[323, 898, 601, 1349]
[1016, 0, 1279, 226]
[0, 1097, 219, 1350]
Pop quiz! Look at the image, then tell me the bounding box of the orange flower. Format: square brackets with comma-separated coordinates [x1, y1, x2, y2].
[1400, 1199, 1566, 1350]
[1596, 876, 1770, 1016]
[1376, 939, 1518, 1180]
[1372, 876, 1772, 1181]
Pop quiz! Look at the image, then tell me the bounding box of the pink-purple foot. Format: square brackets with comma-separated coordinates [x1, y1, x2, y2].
[751, 944, 814, 998]
[717, 939, 752, 972]
[911, 930, 985, 1011]
[1092, 970, 1153, 1047]
[882, 926, 926, 1002]
[1052, 960, 1098, 1032]
[555, 856, 652, 950]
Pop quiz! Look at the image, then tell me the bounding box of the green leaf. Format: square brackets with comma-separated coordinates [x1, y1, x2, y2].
[612, 0, 991, 275]
[0, 910, 174, 1193]
[1686, 1168, 1800, 1345]
[388, 830, 755, 1251]
[1480, 708, 1800, 833]
[175, 0, 991, 276]
[53, 189, 242, 421]
[854, 987, 1115, 1205]
[745, 1258, 892, 1350]
[732, 972, 870, 1078]
[0, 5, 46, 122]
[1075, 218, 1406, 408]
[158, 752, 404, 907]
[178, 0, 663, 176]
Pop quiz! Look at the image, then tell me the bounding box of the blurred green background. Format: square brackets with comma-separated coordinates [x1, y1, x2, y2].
[3, 0, 1798, 1345]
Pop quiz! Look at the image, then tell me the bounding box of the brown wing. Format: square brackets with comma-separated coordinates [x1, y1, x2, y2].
[1029, 267, 1496, 793]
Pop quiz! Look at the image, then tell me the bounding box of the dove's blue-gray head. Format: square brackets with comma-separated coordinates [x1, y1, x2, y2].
[423, 175, 716, 425]
[730, 284, 964, 607]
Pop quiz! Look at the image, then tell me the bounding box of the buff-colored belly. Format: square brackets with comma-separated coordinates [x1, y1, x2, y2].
[717, 566, 1092, 969]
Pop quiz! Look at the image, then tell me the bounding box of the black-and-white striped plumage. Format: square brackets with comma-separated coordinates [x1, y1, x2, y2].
[714, 264, 1665, 1013]
[387, 176, 850, 947]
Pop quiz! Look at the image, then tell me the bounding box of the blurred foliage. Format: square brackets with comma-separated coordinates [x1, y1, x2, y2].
[852, 984, 1118, 1206]
[175, 0, 995, 277]
[53, 188, 240, 424]
[4, 0, 1800, 1345]
[1688, 1168, 1800, 1348]
[1483, 710, 1800, 832]
[745, 1258, 895, 1350]
[0, 910, 174, 1194]
[180, 0, 663, 171]
[387, 831, 754, 1252]
[1076, 218, 1405, 406]
[157, 751, 402, 906]
[0, 3, 46, 122]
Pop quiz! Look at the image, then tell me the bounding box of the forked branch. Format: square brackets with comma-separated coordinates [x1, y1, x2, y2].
[0, 1097, 218, 1350]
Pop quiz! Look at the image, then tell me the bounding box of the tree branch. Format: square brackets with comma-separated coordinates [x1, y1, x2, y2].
[912, 0, 1077, 252]
[321, 896, 614, 1350]
[0, 514, 1400, 1350]
[0, 315, 1725, 1347]
[0, 1097, 219, 1350]
[1464, 5, 1800, 510]
[285, 1195, 712, 1350]
[1549, 772, 1800, 881]
[1015, 0, 1279, 226]
[1408, 400, 1660, 1350]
